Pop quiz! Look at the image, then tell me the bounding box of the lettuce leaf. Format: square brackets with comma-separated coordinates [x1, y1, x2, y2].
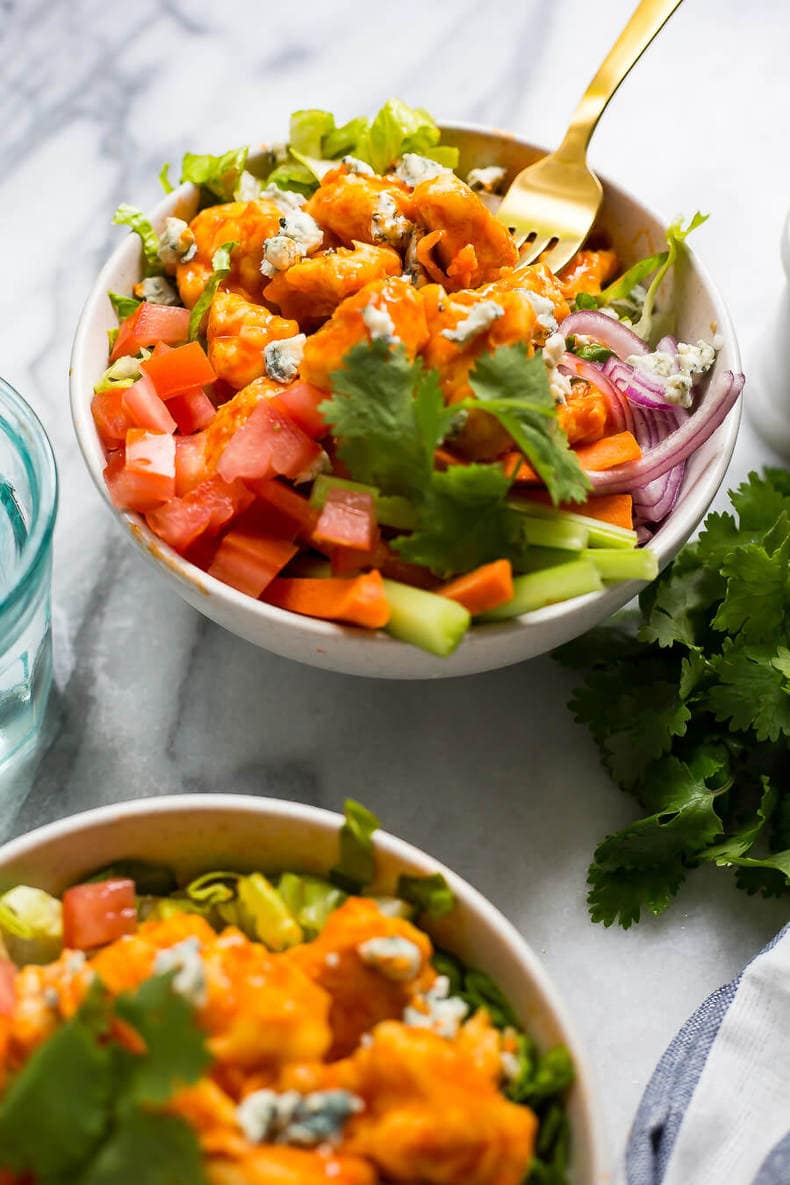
[632, 212, 708, 341]
[158, 162, 174, 194]
[108, 291, 142, 321]
[289, 109, 336, 158]
[112, 205, 163, 277]
[180, 146, 249, 201]
[395, 873, 455, 918]
[188, 240, 236, 340]
[330, 799, 380, 893]
[357, 99, 458, 173]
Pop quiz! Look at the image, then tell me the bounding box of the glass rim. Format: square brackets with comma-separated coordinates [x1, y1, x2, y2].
[0, 376, 58, 618]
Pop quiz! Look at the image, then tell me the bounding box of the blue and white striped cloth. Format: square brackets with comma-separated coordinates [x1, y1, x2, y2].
[626, 924, 790, 1185]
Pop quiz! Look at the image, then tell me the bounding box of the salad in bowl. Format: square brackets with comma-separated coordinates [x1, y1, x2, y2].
[76, 100, 743, 669]
[0, 801, 579, 1185]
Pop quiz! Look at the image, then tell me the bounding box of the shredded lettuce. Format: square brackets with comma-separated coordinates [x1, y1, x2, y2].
[290, 109, 337, 159]
[276, 873, 346, 937]
[395, 873, 455, 918]
[188, 240, 236, 340]
[323, 116, 370, 160]
[632, 211, 708, 341]
[0, 886, 63, 964]
[184, 870, 239, 905]
[329, 799, 380, 893]
[357, 99, 458, 173]
[180, 146, 249, 201]
[93, 352, 148, 394]
[108, 291, 142, 321]
[112, 204, 163, 277]
[234, 873, 303, 950]
[159, 162, 174, 194]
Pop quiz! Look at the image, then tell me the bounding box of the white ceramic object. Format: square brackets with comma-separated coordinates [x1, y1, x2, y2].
[748, 208, 790, 456]
[0, 794, 608, 1184]
[70, 124, 741, 679]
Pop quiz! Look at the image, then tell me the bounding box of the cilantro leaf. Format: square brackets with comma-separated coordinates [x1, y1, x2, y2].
[393, 464, 525, 578]
[712, 532, 790, 643]
[467, 344, 590, 505]
[587, 859, 686, 928]
[638, 545, 724, 649]
[0, 981, 113, 1176]
[702, 776, 777, 865]
[180, 146, 248, 201]
[114, 974, 211, 1107]
[322, 341, 453, 497]
[707, 639, 790, 742]
[77, 1110, 206, 1185]
[188, 240, 237, 341]
[112, 205, 163, 278]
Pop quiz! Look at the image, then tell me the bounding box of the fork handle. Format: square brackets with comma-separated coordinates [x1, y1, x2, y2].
[556, 0, 684, 162]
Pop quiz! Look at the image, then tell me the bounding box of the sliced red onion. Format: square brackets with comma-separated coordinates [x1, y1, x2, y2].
[633, 464, 685, 524]
[586, 370, 744, 494]
[560, 352, 632, 433]
[561, 310, 649, 358]
[656, 334, 679, 358]
[604, 358, 678, 409]
[636, 524, 654, 545]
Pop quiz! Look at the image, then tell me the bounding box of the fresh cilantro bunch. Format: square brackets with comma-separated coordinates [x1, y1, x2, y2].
[557, 468, 790, 927]
[321, 340, 589, 579]
[0, 972, 211, 1183]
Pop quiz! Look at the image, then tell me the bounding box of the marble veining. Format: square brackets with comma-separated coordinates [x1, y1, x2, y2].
[1, 0, 789, 1162]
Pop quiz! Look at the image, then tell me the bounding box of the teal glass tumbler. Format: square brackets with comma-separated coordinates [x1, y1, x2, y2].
[0, 378, 58, 788]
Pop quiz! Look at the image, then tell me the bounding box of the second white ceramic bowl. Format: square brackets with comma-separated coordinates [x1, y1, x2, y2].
[70, 123, 741, 678]
[0, 794, 608, 1183]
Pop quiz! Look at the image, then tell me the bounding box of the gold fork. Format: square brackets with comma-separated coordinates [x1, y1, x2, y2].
[496, 0, 684, 273]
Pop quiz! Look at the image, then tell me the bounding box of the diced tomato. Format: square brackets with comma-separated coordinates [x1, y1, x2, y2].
[141, 341, 216, 400]
[207, 526, 298, 598]
[175, 433, 210, 496]
[146, 476, 253, 553]
[122, 374, 177, 434]
[92, 387, 134, 447]
[105, 449, 167, 513]
[62, 879, 138, 950]
[247, 479, 320, 540]
[110, 303, 190, 362]
[217, 401, 321, 484]
[271, 381, 329, 439]
[124, 429, 176, 503]
[330, 539, 387, 577]
[0, 958, 16, 1017]
[312, 488, 378, 551]
[168, 388, 216, 434]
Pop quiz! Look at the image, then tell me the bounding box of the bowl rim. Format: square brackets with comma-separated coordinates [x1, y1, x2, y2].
[69, 122, 742, 663]
[0, 792, 609, 1181]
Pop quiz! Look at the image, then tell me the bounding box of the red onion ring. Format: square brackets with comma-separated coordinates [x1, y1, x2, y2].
[604, 358, 677, 409]
[656, 334, 679, 357]
[561, 310, 650, 358]
[585, 370, 744, 494]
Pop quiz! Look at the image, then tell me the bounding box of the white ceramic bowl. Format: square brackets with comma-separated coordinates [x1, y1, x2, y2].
[70, 123, 741, 679]
[0, 794, 607, 1183]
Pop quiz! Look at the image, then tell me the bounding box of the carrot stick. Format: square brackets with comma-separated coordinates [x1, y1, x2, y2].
[525, 490, 634, 530]
[264, 570, 391, 629]
[438, 560, 514, 615]
[574, 431, 642, 470]
[505, 431, 642, 484]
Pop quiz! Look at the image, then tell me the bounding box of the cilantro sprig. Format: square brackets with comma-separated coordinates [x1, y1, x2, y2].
[321, 340, 587, 578]
[558, 468, 790, 926]
[0, 972, 210, 1183]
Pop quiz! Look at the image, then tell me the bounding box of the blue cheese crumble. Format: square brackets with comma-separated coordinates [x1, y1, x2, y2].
[524, 290, 558, 333]
[357, 936, 422, 982]
[261, 211, 323, 278]
[264, 333, 307, 384]
[153, 936, 207, 1008]
[466, 165, 506, 193]
[395, 153, 451, 188]
[158, 217, 197, 271]
[260, 184, 307, 214]
[343, 155, 374, 176]
[442, 300, 504, 345]
[403, 974, 469, 1039]
[370, 193, 413, 248]
[237, 1089, 363, 1147]
[627, 339, 716, 408]
[362, 300, 398, 342]
[133, 276, 180, 306]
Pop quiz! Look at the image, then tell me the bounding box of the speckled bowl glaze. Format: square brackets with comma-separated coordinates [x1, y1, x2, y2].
[0, 794, 608, 1185]
[70, 123, 741, 678]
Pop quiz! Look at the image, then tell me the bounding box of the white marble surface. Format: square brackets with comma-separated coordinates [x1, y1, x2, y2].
[1, 0, 790, 1170]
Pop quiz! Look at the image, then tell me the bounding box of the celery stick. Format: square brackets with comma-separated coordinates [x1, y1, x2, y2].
[509, 497, 637, 549]
[382, 579, 470, 656]
[310, 475, 417, 530]
[518, 547, 579, 573]
[584, 547, 658, 582]
[521, 517, 588, 551]
[477, 561, 603, 621]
